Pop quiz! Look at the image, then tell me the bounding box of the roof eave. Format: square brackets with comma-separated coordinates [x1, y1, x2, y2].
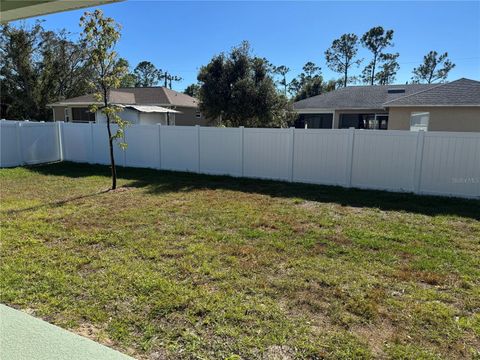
[47, 102, 102, 107]
[0, 0, 124, 24]
[294, 107, 386, 113]
[385, 104, 480, 107]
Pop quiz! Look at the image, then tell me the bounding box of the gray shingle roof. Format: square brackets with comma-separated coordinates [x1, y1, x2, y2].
[384, 78, 480, 106]
[293, 83, 436, 110]
[50, 87, 198, 108]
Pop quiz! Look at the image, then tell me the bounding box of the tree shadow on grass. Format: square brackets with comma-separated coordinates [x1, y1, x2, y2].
[3, 189, 110, 215]
[24, 161, 480, 220]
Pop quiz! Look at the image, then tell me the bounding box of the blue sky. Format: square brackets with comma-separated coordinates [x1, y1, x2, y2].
[16, 0, 480, 92]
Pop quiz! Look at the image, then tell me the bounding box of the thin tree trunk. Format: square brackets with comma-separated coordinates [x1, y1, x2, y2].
[344, 68, 348, 87]
[106, 115, 117, 190]
[371, 56, 377, 86]
[104, 87, 116, 190]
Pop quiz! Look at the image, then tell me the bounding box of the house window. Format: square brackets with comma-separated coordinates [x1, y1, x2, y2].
[410, 112, 429, 131]
[195, 111, 201, 118]
[339, 113, 388, 130]
[296, 114, 333, 129]
[72, 107, 95, 122]
[375, 114, 389, 130]
[64, 108, 70, 122]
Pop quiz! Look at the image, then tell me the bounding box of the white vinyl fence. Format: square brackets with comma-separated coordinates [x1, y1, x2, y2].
[0, 121, 61, 167]
[1, 120, 479, 199]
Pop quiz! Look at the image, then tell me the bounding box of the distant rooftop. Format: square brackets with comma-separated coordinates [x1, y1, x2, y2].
[293, 78, 480, 110]
[49, 87, 198, 108]
[384, 78, 480, 106]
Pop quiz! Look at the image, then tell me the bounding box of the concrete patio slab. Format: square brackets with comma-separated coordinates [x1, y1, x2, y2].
[0, 304, 133, 360]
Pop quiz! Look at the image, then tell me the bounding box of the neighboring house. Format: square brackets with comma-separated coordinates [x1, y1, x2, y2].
[293, 78, 480, 132]
[48, 87, 212, 126]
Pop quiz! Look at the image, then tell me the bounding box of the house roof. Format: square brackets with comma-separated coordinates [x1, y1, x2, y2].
[293, 83, 436, 110]
[384, 78, 480, 107]
[49, 87, 199, 108]
[0, 0, 123, 24]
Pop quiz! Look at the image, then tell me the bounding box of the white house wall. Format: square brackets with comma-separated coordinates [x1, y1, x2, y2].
[138, 112, 168, 125]
[96, 108, 139, 124]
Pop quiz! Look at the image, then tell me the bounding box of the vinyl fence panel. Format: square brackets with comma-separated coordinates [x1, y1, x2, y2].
[13, 121, 60, 165]
[160, 126, 198, 172]
[0, 121, 22, 167]
[419, 132, 480, 198]
[293, 129, 350, 186]
[243, 128, 293, 181]
[62, 122, 92, 163]
[0, 121, 61, 167]
[199, 127, 242, 176]
[351, 130, 418, 192]
[125, 125, 159, 169]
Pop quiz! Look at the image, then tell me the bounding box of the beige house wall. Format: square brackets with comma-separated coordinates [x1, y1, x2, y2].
[53, 106, 66, 121]
[174, 107, 215, 126]
[388, 106, 480, 132]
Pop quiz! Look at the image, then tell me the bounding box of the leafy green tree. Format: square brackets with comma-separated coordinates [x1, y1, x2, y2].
[134, 61, 161, 87]
[324, 79, 340, 92]
[375, 53, 400, 85]
[360, 26, 394, 85]
[117, 58, 136, 87]
[184, 83, 200, 97]
[288, 78, 301, 98]
[289, 62, 329, 101]
[0, 22, 92, 120]
[197, 41, 290, 127]
[274, 65, 290, 96]
[412, 51, 455, 83]
[302, 61, 320, 78]
[80, 10, 127, 190]
[324, 33, 362, 87]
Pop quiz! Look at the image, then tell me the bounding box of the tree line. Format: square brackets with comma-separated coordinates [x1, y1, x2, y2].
[0, 21, 181, 120]
[120, 60, 182, 89]
[188, 26, 456, 106]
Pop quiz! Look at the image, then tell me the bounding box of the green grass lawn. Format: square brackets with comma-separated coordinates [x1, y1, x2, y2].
[1, 162, 479, 359]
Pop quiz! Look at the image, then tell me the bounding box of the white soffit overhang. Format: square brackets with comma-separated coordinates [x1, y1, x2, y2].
[0, 0, 124, 23]
[122, 105, 182, 114]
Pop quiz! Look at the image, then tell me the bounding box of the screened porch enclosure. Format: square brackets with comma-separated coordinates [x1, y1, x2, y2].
[339, 113, 389, 130]
[295, 113, 333, 129]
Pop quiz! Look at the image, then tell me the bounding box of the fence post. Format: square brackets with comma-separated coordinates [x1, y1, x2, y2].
[290, 127, 295, 182]
[157, 123, 162, 170]
[413, 130, 425, 194]
[122, 129, 127, 167]
[16, 121, 24, 165]
[345, 127, 355, 187]
[56, 121, 64, 161]
[240, 126, 245, 177]
[196, 125, 201, 173]
[89, 121, 95, 164]
[0, 121, 3, 167]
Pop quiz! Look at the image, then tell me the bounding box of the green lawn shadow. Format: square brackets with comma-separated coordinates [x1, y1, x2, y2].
[24, 161, 480, 220]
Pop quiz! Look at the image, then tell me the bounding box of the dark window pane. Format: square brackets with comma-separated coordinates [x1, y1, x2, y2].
[72, 108, 95, 122]
[340, 114, 360, 128]
[296, 114, 333, 129]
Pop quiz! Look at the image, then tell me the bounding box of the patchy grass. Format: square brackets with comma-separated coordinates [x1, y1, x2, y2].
[1, 162, 479, 359]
